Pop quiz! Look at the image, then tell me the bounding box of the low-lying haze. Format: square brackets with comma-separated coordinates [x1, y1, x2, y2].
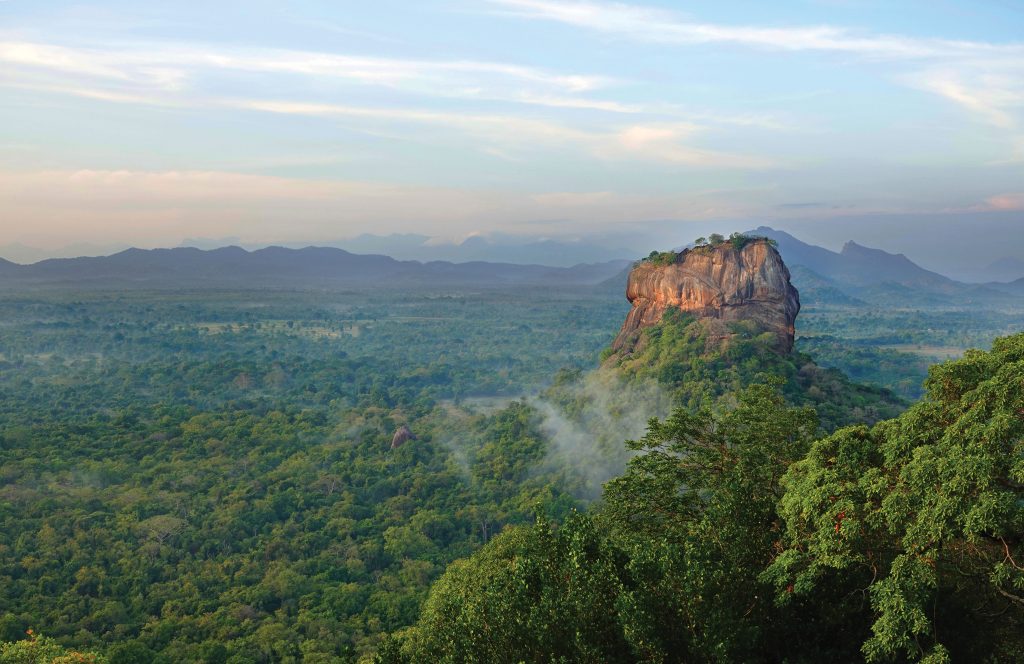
[1, 0, 1021, 272]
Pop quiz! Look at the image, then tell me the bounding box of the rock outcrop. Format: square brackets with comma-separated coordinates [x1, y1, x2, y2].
[391, 425, 417, 450]
[611, 239, 800, 354]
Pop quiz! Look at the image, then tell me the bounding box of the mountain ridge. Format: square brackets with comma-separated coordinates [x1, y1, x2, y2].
[0, 244, 631, 289]
[748, 226, 1017, 303]
[5, 230, 1021, 303]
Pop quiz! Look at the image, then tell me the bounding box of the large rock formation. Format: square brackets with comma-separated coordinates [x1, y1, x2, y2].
[612, 239, 800, 353]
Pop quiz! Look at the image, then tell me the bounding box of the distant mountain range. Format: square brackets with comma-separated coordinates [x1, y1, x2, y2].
[0, 234, 640, 268]
[331, 233, 637, 267]
[2, 229, 1021, 304]
[962, 256, 1024, 284]
[746, 227, 1019, 306]
[0, 245, 631, 289]
[986, 276, 1024, 297]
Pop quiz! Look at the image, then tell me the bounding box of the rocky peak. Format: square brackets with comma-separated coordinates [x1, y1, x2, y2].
[840, 241, 910, 262]
[611, 238, 800, 354]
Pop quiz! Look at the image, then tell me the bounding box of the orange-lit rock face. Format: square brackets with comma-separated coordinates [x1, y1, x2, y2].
[612, 240, 800, 353]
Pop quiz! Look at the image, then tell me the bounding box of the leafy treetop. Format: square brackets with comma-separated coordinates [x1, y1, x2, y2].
[639, 233, 777, 267]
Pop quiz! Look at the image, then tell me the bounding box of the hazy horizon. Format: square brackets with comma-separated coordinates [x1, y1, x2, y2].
[2, 0, 1022, 264]
[3, 211, 1023, 283]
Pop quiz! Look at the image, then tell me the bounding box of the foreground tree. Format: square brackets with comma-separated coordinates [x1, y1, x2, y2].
[599, 382, 832, 662]
[767, 334, 1024, 662]
[383, 334, 1024, 662]
[382, 510, 631, 663]
[0, 631, 104, 664]
[384, 383, 831, 663]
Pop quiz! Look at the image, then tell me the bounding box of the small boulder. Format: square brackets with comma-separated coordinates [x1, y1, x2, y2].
[391, 425, 417, 449]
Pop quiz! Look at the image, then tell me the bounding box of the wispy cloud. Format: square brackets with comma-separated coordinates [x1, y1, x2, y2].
[0, 37, 780, 166]
[230, 99, 771, 167]
[0, 41, 187, 90]
[0, 35, 773, 169]
[986, 192, 1024, 211]
[488, 0, 1023, 58]
[0, 36, 795, 124]
[0, 39, 609, 100]
[911, 66, 1024, 129]
[489, 0, 1024, 135]
[1, 3, 1018, 248]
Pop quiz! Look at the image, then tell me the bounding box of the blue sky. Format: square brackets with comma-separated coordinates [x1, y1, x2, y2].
[1, 0, 1022, 253]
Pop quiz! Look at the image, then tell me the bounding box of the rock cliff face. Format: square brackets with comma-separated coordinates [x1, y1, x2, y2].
[612, 239, 800, 353]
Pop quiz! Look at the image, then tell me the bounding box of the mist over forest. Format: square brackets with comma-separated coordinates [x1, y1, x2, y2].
[3, 0, 1024, 662]
[1, 230, 1022, 662]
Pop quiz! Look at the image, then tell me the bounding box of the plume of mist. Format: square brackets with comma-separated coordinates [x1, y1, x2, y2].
[440, 434, 474, 483]
[530, 367, 672, 501]
[433, 396, 517, 482]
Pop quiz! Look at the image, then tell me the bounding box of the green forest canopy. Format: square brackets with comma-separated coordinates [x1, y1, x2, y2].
[382, 333, 1024, 663]
[0, 285, 1021, 663]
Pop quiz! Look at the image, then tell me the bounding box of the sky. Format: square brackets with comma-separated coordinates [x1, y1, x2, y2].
[1, 0, 1022, 260]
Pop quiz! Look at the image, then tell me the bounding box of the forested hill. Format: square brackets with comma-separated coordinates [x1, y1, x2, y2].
[379, 239, 1022, 663]
[382, 327, 1024, 664]
[601, 237, 905, 430]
